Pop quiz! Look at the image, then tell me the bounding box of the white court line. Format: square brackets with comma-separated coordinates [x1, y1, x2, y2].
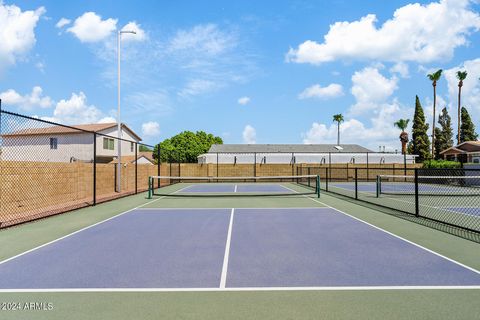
[0, 186, 190, 266]
[220, 208, 235, 289]
[136, 207, 332, 211]
[0, 286, 479, 293]
[281, 185, 480, 276]
[234, 185, 238, 193]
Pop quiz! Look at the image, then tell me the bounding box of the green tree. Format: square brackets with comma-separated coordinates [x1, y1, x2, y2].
[456, 71, 467, 144]
[411, 95, 431, 162]
[433, 107, 453, 159]
[332, 114, 344, 145]
[459, 107, 478, 143]
[393, 119, 410, 155]
[139, 145, 152, 152]
[427, 69, 442, 156]
[153, 131, 223, 163]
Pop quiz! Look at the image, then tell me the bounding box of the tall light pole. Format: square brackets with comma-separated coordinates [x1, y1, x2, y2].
[117, 29, 136, 193]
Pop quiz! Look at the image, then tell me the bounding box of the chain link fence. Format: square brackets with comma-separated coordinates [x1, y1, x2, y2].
[298, 166, 480, 239]
[0, 108, 157, 228]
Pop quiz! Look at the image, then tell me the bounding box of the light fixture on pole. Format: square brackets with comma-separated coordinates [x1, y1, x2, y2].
[117, 29, 136, 193]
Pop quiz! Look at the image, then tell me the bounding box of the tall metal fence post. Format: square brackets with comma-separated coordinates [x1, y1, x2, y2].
[135, 142, 138, 194]
[404, 152, 407, 176]
[253, 152, 256, 177]
[328, 152, 332, 179]
[366, 153, 369, 181]
[93, 132, 97, 205]
[157, 147, 161, 188]
[414, 169, 420, 217]
[291, 152, 295, 179]
[308, 167, 311, 187]
[355, 168, 358, 199]
[178, 151, 181, 178]
[325, 167, 329, 191]
[216, 153, 219, 177]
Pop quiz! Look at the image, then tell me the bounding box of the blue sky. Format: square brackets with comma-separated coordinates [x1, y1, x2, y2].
[1, 0, 480, 150]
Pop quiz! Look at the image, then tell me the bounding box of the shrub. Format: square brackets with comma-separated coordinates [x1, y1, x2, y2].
[422, 159, 462, 169]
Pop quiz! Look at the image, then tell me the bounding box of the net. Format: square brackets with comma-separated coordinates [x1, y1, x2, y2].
[376, 175, 480, 196]
[148, 175, 320, 198]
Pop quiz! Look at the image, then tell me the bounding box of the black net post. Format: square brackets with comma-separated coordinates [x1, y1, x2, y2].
[355, 168, 358, 199]
[93, 132, 97, 205]
[404, 152, 407, 176]
[414, 168, 420, 217]
[135, 142, 138, 194]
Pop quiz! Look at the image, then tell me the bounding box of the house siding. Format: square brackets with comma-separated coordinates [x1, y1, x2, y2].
[1, 126, 141, 163]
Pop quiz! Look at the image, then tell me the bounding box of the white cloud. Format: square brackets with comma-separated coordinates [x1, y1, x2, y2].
[126, 90, 172, 116]
[302, 64, 413, 151]
[349, 67, 398, 114]
[0, 86, 53, 110]
[121, 21, 146, 42]
[390, 62, 409, 78]
[168, 24, 236, 56]
[52, 92, 104, 124]
[298, 83, 344, 99]
[67, 12, 117, 43]
[242, 125, 256, 144]
[238, 96, 251, 105]
[55, 17, 71, 28]
[287, 0, 480, 64]
[302, 102, 410, 152]
[142, 121, 160, 137]
[178, 79, 220, 98]
[97, 116, 116, 123]
[35, 61, 45, 73]
[0, 3, 45, 72]
[444, 58, 480, 116]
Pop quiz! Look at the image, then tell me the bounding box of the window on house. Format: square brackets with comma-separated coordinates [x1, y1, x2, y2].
[103, 137, 114, 150]
[49, 138, 58, 150]
[130, 142, 134, 152]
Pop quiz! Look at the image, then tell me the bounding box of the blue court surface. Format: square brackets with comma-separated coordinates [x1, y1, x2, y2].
[179, 184, 293, 193]
[445, 207, 480, 216]
[0, 207, 479, 290]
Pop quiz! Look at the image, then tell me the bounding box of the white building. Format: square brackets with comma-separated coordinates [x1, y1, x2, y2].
[198, 144, 416, 164]
[1, 123, 143, 163]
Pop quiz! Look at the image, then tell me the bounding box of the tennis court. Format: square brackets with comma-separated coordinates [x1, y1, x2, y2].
[0, 179, 479, 290]
[0, 177, 479, 319]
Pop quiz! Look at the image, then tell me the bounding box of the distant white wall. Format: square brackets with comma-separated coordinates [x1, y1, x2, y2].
[197, 153, 416, 164]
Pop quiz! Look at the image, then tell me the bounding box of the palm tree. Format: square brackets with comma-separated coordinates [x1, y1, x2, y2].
[333, 114, 344, 145]
[427, 69, 442, 155]
[456, 71, 467, 145]
[394, 119, 410, 154]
